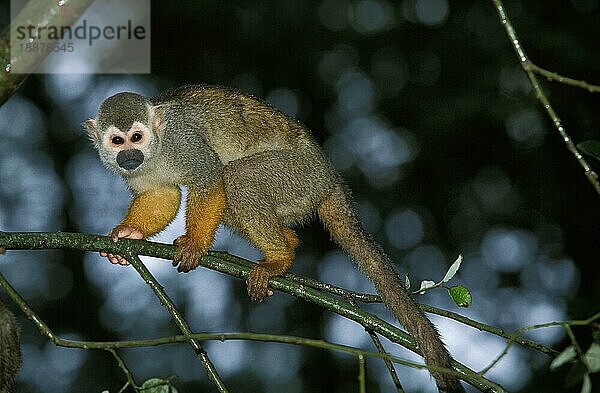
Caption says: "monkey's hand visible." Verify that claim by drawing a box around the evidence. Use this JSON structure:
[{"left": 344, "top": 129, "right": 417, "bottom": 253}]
[
  {"left": 173, "top": 235, "right": 207, "bottom": 273},
  {"left": 247, "top": 263, "right": 278, "bottom": 302},
  {"left": 101, "top": 225, "right": 144, "bottom": 265}
]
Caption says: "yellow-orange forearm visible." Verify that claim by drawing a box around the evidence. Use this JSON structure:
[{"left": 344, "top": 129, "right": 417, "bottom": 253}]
[
  {"left": 184, "top": 180, "right": 227, "bottom": 252},
  {"left": 121, "top": 186, "right": 182, "bottom": 237}
]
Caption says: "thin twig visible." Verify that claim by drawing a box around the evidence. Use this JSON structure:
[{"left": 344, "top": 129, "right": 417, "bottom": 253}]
[
  {"left": 367, "top": 330, "right": 405, "bottom": 392},
  {"left": 287, "top": 269, "right": 557, "bottom": 356},
  {"left": 420, "top": 304, "right": 557, "bottom": 356},
  {"left": 0, "top": 268, "right": 61, "bottom": 343},
  {"left": 479, "top": 312, "right": 600, "bottom": 375},
  {"left": 491, "top": 0, "right": 600, "bottom": 196},
  {"left": 358, "top": 354, "right": 366, "bottom": 393},
  {"left": 564, "top": 325, "right": 585, "bottom": 360},
  {"left": 348, "top": 298, "right": 405, "bottom": 392},
  {"left": 524, "top": 62, "right": 600, "bottom": 93},
  {"left": 116, "top": 382, "right": 131, "bottom": 393},
  {"left": 108, "top": 349, "right": 138, "bottom": 393},
  {"left": 0, "top": 269, "right": 134, "bottom": 393},
  {"left": 126, "top": 252, "right": 228, "bottom": 393}
]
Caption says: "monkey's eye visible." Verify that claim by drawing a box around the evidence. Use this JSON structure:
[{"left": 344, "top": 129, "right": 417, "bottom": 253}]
[
  {"left": 130, "top": 132, "right": 143, "bottom": 143},
  {"left": 112, "top": 136, "right": 125, "bottom": 145}
]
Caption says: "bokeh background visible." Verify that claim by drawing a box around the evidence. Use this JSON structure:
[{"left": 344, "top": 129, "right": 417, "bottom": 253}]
[{"left": 1, "top": 0, "right": 599, "bottom": 392}]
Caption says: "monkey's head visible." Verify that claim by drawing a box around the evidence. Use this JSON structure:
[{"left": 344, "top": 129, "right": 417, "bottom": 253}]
[{"left": 84, "top": 92, "right": 164, "bottom": 176}]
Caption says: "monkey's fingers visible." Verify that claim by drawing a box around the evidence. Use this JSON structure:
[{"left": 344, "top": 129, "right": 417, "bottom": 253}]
[
  {"left": 173, "top": 255, "right": 200, "bottom": 272},
  {"left": 173, "top": 235, "right": 204, "bottom": 272},
  {"left": 105, "top": 253, "right": 130, "bottom": 266},
  {"left": 247, "top": 265, "right": 273, "bottom": 302}
]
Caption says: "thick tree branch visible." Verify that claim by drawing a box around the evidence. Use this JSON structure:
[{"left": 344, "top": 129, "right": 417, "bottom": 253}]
[
  {"left": 0, "top": 231, "right": 506, "bottom": 392},
  {"left": 0, "top": 270, "right": 489, "bottom": 387}
]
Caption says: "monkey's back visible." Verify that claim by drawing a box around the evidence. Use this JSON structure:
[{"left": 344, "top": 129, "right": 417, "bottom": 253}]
[
  {"left": 153, "top": 84, "right": 341, "bottom": 226},
  {"left": 152, "top": 84, "right": 316, "bottom": 165}
]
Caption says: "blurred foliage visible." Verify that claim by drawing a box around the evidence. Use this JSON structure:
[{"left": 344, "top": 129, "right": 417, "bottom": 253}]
[{"left": 0, "top": 0, "right": 599, "bottom": 392}]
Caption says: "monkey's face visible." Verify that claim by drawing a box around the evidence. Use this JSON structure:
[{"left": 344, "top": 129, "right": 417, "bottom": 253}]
[
  {"left": 86, "top": 119, "right": 161, "bottom": 176},
  {"left": 104, "top": 121, "right": 155, "bottom": 171},
  {"left": 85, "top": 92, "right": 165, "bottom": 176}
]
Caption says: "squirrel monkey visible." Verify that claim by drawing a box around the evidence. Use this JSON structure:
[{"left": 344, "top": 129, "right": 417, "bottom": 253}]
[{"left": 85, "top": 85, "right": 464, "bottom": 393}]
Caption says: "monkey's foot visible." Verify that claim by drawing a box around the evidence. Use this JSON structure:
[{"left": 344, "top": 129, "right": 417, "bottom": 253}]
[
  {"left": 247, "top": 263, "right": 283, "bottom": 302},
  {"left": 101, "top": 224, "right": 144, "bottom": 265},
  {"left": 173, "top": 235, "right": 206, "bottom": 273}
]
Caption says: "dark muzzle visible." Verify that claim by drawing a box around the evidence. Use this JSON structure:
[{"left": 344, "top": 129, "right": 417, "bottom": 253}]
[{"left": 116, "top": 149, "right": 144, "bottom": 170}]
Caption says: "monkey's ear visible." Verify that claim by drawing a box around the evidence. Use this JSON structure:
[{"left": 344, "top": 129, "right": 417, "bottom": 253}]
[
  {"left": 150, "top": 105, "right": 166, "bottom": 133},
  {"left": 83, "top": 119, "right": 101, "bottom": 142}
]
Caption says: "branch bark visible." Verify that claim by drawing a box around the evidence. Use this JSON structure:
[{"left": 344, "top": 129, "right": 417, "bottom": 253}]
[{"left": 0, "top": 231, "right": 506, "bottom": 392}]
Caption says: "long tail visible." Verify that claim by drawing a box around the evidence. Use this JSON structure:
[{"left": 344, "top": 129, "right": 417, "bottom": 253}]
[{"left": 318, "top": 185, "right": 464, "bottom": 393}]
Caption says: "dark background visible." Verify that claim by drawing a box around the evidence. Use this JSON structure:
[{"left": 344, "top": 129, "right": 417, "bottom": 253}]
[{"left": 0, "top": 0, "right": 599, "bottom": 392}]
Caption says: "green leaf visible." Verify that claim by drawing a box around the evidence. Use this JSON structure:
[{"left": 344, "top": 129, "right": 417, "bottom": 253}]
[
  {"left": 442, "top": 254, "right": 463, "bottom": 283},
  {"left": 584, "top": 342, "right": 600, "bottom": 373},
  {"left": 448, "top": 285, "right": 472, "bottom": 307},
  {"left": 141, "top": 378, "right": 173, "bottom": 393},
  {"left": 551, "top": 346, "right": 577, "bottom": 370},
  {"left": 577, "top": 140, "right": 600, "bottom": 162}
]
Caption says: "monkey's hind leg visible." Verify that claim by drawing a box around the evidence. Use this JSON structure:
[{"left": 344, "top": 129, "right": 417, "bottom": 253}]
[
  {"left": 243, "top": 224, "right": 299, "bottom": 302},
  {"left": 282, "top": 227, "right": 300, "bottom": 251}
]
